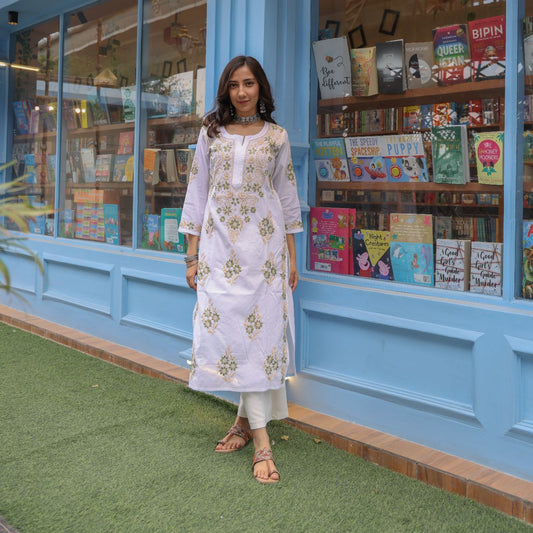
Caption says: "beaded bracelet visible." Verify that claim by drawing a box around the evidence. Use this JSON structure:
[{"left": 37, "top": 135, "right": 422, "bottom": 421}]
[{"left": 184, "top": 253, "right": 199, "bottom": 264}]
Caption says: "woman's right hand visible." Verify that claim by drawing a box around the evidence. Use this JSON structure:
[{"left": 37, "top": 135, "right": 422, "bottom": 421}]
[{"left": 186, "top": 263, "right": 198, "bottom": 291}]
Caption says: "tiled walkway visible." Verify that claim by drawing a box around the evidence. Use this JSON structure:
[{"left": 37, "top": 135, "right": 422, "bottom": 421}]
[{"left": 1, "top": 303, "right": 532, "bottom": 525}]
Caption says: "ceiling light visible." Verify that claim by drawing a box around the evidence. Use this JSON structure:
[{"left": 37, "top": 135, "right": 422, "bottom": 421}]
[{"left": 8, "top": 11, "right": 18, "bottom": 25}]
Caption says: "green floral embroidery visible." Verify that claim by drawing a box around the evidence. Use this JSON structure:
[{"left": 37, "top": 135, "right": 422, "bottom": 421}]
[
  {"left": 181, "top": 220, "right": 201, "bottom": 234},
  {"left": 204, "top": 214, "right": 214, "bottom": 237},
  {"left": 196, "top": 254, "right": 210, "bottom": 286},
  {"left": 262, "top": 254, "right": 277, "bottom": 285},
  {"left": 201, "top": 300, "right": 220, "bottom": 334},
  {"left": 244, "top": 306, "right": 263, "bottom": 340},
  {"left": 190, "top": 343, "right": 198, "bottom": 377},
  {"left": 223, "top": 250, "right": 242, "bottom": 284},
  {"left": 258, "top": 213, "right": 275, "bottom": 242},
  {"left": 227, "top": 215, "right": 244, "bottom": 243},
  {"left": 218, "top": 347, "right": 238, "bottom": 381},
  {"left": 264, "top": 347, "right": 280, "bottom": 380},
  {"left": 286, "top": 220, "right": 303, "bottom": 232},
  {"left": 286, "top": 161, "right": 296, "bottom": 186}
]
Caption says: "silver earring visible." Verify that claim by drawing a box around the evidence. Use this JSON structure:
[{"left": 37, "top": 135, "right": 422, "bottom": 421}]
[
  {"left": 230, "top": 104, "right": 235, "bottom": 117},
  {"left": 259, "top": 100, "right": 267, "bottom": 115}
]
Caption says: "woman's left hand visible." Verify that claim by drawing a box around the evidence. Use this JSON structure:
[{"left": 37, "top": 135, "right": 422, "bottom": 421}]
[{"left": 289, "top": 264, "right": 298, "bottom": 292}]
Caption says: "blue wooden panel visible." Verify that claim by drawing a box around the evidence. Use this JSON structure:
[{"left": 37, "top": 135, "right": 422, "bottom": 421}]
[
  {"left": 1, "top": 250, "right": 38, "bottom": 294},
  {"left": 42, "top": 253, "right": 113, "bottom": 315}
]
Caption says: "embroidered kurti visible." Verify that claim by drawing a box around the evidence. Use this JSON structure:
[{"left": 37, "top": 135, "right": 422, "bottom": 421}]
[{"left": 179, "top": 122, "right": 303, "bottom": 392}]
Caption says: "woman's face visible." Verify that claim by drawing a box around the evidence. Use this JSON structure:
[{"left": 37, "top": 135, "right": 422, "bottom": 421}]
[{"left": 228, "top": 65, "right": 260, "bottom": 117}]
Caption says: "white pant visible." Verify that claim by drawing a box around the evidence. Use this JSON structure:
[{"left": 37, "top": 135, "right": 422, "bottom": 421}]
[{"left": 237, "top": 386, "right": 289, "bottom": 430}]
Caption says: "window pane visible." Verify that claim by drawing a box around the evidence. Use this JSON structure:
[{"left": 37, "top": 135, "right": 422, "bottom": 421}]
[
  {"left": 312, "top": 0, "right": 505, "bottom": 294},
  {"left": 9, "top": 18, "right": 60, "bottom": 236},
  {"left": 61, "top": 0, "right": 138, "bottom": 245},
  {"left": 139, "top": 0, "right": 206, "bottom": 252}
]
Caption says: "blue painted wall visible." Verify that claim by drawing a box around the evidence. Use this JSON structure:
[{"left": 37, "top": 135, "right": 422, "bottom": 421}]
[{"left": 2, "top": 0, "right": 533, "bottom": 483}]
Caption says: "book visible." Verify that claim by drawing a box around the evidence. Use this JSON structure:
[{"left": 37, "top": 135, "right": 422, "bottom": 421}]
[
  {"left": 166, "top": 71, "right": 194, "bottom": 116},
  {"left": 312, "top": 138, "right": 350, "bottom": 182},
  {"left": 24, "top": 154, "right": 36, "bottom": 184},
  {"left": 469, "top": 241, "right": 502, "bottom": 295},
  {"left": 352, "top": 229, "right": 393, "bottom": 280},
  {"left": 141, "top": 214, "right": 161, "bottom": 250},
  {"left": 143, "top": 148, "right": 160, "bottom": 186},
  {"left": 524, "top": 16, "right": 533, "bottom": 77},
  {"left": 473, "top": 131, "right": 504, "bottom": 185},
  {"left": 431, "top": 125, "right": 470, "bottom": 184},
  {"left": 403, "top": 106, "right": 421, "bottom": 131},
  {"left": 141, "top": 77, "right": 168, "bottom": 118},
  {"left": 469, "top": 100, "right": 483, "bottom": 126},
  {"left": 404, "top": 42, "right": 437, "bottom": 89},
  {"left": 175, "top": 148, "right": 194, "bottom": 185},
  {"left": 349, "top": 47, "right": 378, "bottom": 96},
  {"left": 103, "top": 204, "right": 120, "bottom": 245},
  {"left": 79, "top": 100, "right": 92, "bottom": 128},
  {"left": 117, "top": 131, "right": 134, "bottom": 155},
  {"left": 432, "top": 102, "right": 456, "bottom": 126},
  {"left": 390, "top": 213, "right": 434, "bottom": 286},
  {"left": 12, "top": 100, "right": 31, "bottom": 134},
  {"left": 468, "top": 15, "right": 505, "bottom": 80},
  {"left": 159, "top": 149, "right": 178, "bottom": 183},
  {"left": 121, "top": 86, "right": 136, "bottom": 122},
  {"left": 112, "top": 154, "right": 131, "bottom": 182},
  {"left": 160, "top": 208, "right": 185, "bottom": 253},
  {"left": 46, "top": 154, "right": 56, "bottom": 183},
  {"left": 87, "top": 86, "right": 109, "bottom": 126},
  {"left": 80, "top": 147, "right": 96, "bottom": 183},
  {"left": 34, "top": 153, "right": 49, "bottom": 184},
  {"left": 95, "top": 154, "right": 114, "bottom": 181},
  {"left": 432, "top": 24, "right": 471, "bottom": 85},
  {"left": 68, "top": 151, "right": 85, "bottom": 183},
  {"left": 312, "top": 36, "right": 352, "bottom": 99},
  {"left": 376, "top": 39, "right": 406, "bottom": 94},
  {"left": 344, "top": 136, "right": 386, "bottom": 182},
  {"left": 196, "top": 67, "right": 206, "bottom": 119},
  {"left": 29, "top": 201, "right": 46, "bottom": 235},
  {"left": 435, "top": 239, "right": 471, "bottom": 291},
  {"left": 434, "top": 216, "right": 453, "bottom": 240},
  {"left": 310, "top": 207, "right": 356, "bottom": 275},
  {"left": 60, "top": 209, "right": 75, "bottom": 238},
  {"left": 523, "top": 221, "right": 533, "bottom": 298}
]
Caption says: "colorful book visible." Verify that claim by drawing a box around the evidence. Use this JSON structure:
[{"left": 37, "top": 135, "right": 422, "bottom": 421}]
[
  {"left": 352, "top": 229, "right": 393, "bottom": 280},
  {"left": 175, "top": 149, "right": 194, "bottom": 185},
  {"left": 141, "top": 214, "right": 161, "bottom": 250},
  {"left": 344, "top": 136, "right": 386, "bottom": 182},
  {"left": 46, "top": 154, "right": 56, "bottom": 184},
  {"left": 404, "top": 42, "right": 436, "bottom": 89},
  {"left": 390, "top": 213, "right": 434, "bottom": 287},
  {"left": 34, "top": 153, "right": 49, "bottom": 184},
  {"left": 434, "top": 216, "right": 453, "bottom": 240},
  {"left": 166, "top": 72, "right": 194, "bottom": 116},
  {"left": 60, "top": 209, "right": 75, "bottom": 238},
  {"left": 474, "top": 131, "right": 504, "bottom": 185},
  {"left": 142, "top": 77, "right": 168, "bottom": 118},
  {"left": 87, "top": 87, "right": 109, "bottom": 126},
  {"left": 468, "top": 15, "right": 505, "bottom": 80},
  {"left": 312, "top": 138, "right": 350, "bottom": 182},
  {"left": 403, "top": 106, "right": 422, "bottom": 131},
  {"left": 376, "top": 39, "right": 406, "bottom": 94},
  {"left": 121, "top": 86, "right": 136, "bottom": 123},
  {"left": 24, "top": 154, "right": 36, "bottom": 184},
  {"left": 29, "top": 201, "right": 46, "bottom": 235},
  {"left": 469, "top": 241, "right": 502, "bottom": 296},
  {"left": 310, "top": 207, "right": 356, "bottom": 275},
  {"left": 95, "top": 154, "right": 114, "bottom": 182},
  {"left": 432, "top": 24, "right": 471, "bottom": 85},
  {"left": 431, "top": 125, "right": 470, "bottom": 184},
  {"left": 103, "top": 204, "right": 120, "bottom": 245},
  {"left": 113, "top": 155, "right": 131, "bottom": 182},
  {"left": 435, "top": 239, "right": 471, "bottom": 291},
  {"left": 117, "top": 131, "right": 134, "bottom": 155},
  {"left": 80, "top": 148, "right": 96, "bottom": 183},
  {"left": 432, "top": 102, "right": 457, "bottom": 126},
  {"left": 160, "top": 208, "right": 185, "bottom": 253},
  {"left": 523, "top": 221, "right": 533, "bottom": 299},
  {"left": 349, "top": 47, "right": 378, "bottom": 96},
  {"left": 12, "top": 100, "right": 31, "bottom": 134},
  {"left": 312, "top": 36, "right": 352, "bottom": 99},
  {"left": 143, "top": 148, "right": 160, "bottom": 186}
]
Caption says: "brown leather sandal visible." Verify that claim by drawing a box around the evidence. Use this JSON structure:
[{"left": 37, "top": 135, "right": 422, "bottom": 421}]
[
  {"left": 215, "top": 423, "right": 252, "bottom": 453},
  {"left": 252, "top": 448, "right": 280, "bottom": 484}
]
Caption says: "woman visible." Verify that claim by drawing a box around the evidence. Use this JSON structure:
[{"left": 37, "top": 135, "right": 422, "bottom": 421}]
[{"left": 179, "top": 56, "right": 303, "bottom": 484}]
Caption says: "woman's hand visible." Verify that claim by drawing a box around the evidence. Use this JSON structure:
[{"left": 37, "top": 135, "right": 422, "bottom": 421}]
[
  {"left": 289, "top": 263, "right": 298, "bottom": 292},
  {"left": 286, "top": 233, "right": 298, "bottom": 292},
  {"left": 186, "top": 262, "right": 198, "bottom": 291}
]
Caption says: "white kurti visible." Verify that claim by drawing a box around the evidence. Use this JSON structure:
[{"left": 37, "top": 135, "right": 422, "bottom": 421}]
[{"left": 179, "top": 122, "right": 303, "bottom": 392}]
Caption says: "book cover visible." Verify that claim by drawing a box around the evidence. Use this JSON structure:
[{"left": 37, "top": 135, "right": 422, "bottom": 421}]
[
  {"left": 404, "top": 42, "right": 437, "bottom": 89},
  {"left": 166, "top": 72, "right": 194, "bottom": 116},
  {"left": 312, "top": 36, "right": 352, "bottom": 99},
  {"left": 46, "top": 154, "right": 56, "bottom": 183},
  {"left": 29, "top": 107, "right": 40, "bottom": 134},
  {"left": 352, "top": 229, "right": 393, "bottom": 280},
  {"left": 175, "top": 149, "right": 194, "bottom": 185},
  {"left": 431, "top": 125, "right": 470, "bottom": 184},
  {"left": 196, "top": 67, "right": 206, "bottom": 119},
  {"left": 95, "top": 154, "right": 114, "bottom": 181},
  {"left": 29, "top": 201, "right": 46, "bottom": 235},
  {"left": 376, "top": 39, "right": 406, "bottom": 94},
  {"left": 34, "top": 153, "right": 49, "bottom": 184},
  {"left": 468, "top": 15, "right": 505, "bottom": 80},
  {"left": 390, "top": 213, "right": 434, "bottom": 286},
  {"left": 141, "top": 214, "right": 161, "bottom": 250},
  {"left": 349, "top": 47, "right": 378, "bottom": 96},
  {"left": 522, "top": 221, "right": 533, "bottom": 298},
  {"left": 60, "top": 209, "right": 75, "bottom": 238},
  {"left": 160, "top": 208, "right": 185, "bottom": 253},
  {"left": 312, "top": 138, "right": 350, "bottom": 182},
  {"left": 142, "top": 77, "right": 168, "bottom": 118},
  {"left": 403, "top": 106, "right": 421, "bottom": 131},
  {"left": 420, "top": 104, "right": 433, "bottom": 128},
  {"left": 434, "top": 216, "right": 453, "bottom": 240},
  {"left": 469, "top": 100, "right": 483, "bottom": 126},
  {"left": 432, "top": 24, "right": 471, "bottom": 85},
  {"left": 12, "top": 100, "right": 30, "bottom": 134},
  {"left": 474, "top": 131, "right": 504, "bottom": 185},
  {"left": 87, "top": 86, "right": 110, "bottom": 126},
  {"left": 69, "top": 151, "right": 85, "bottom": 183},
  {"left": 310, "top": 207, "right": 356, "bottom": 274},
  {"left": 143, "top": 148, "right": 161, "bottom": 186},
  {"left": 103, "top": 204, "right": 120, "bottom": 245},
  {"left": 344, "top": 136, "right": 386, "bottom": 182},
  {"left": 24, "top": 154, "right": 36, "bottom": 184},
  {"left": 435, "top": 239, "right": 471, "bottom": 291},
  {"left": 79, "top": 100, "right": 92, "bottom": 128},
  {"left": 80, "top": 148, "right": 96, "bottom": 183},
  {"left": 117, "top": 131, "right": 134, "bottom": 155},
  {"left": 112, "top": 154, "right": 131, "bottom": 182},
  {"left": 160, "top": 149, "right": 178, "bottom": 183},
  {"left": 432, "top": 102, "right": 457, "bottom": 126},
  {"left": 121, "top": 86, "right": 136, "bottom": 123},
  {"left": 469, "top": 241, "right": 502, "bottom": 295}
]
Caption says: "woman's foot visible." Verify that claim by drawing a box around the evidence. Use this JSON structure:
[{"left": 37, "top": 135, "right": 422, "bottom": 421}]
[
  {"left": 252, "top": 448, "right": 280, "bottom": 484},
  {"left": 215, "top": 418, "right": 252, "bottom": 453}
]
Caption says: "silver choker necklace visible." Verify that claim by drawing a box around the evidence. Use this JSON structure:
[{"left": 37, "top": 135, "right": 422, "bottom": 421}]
[{"left": 233, "top": 112, "right": 260, "bottom": 124}]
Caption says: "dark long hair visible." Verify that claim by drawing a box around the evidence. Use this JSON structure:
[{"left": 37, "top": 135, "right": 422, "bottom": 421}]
[{"left": 203, "top": 55, "right": 276, "bottom": 138}]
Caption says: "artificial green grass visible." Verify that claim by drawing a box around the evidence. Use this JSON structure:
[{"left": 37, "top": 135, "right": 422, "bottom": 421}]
[{"left": 0, "top": 322, "right": 531, "bottom": 533}]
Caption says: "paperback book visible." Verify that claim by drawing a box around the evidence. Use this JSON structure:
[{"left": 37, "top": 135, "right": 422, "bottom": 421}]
[
  {"left": 95, "top": 154, "right": 114, "bottom": 182},
  {"left": 121, "top": 86, "right": 136, "bottom": 123},
  {"left": 167, "top": 72, "right": 194, "bottom": 116},
  {"left": 468, "top": 15, "right": 505, "bottom": 80},
  {"left": 159, "top": 149, "right": 178, "bottom": 183},
  {"left": 435, "top": 239, "right": 471, "bottom": 291},
  {"left": 103, "top": 203, "right": 120, "bottom": 245},
  {"left": 352, "top": 229, "right": 393, "bottom": 280},
  {"left": 312, "top": 138, "right": 350, "bottom": 182},
  {"left": 143, "top": 148, "right": 161, "bottom": 186},
  {"left": 404, "top": 42, "right": 436, "bottom": 89},
  {"left": 432, "top": 24, "right": 471, "bottom": 85},
  {"left": 431, "top": 125, "right": 470, "bottom": 184},
  {"left": 117, "top": 131, "right": 134, "bottom": 155},
  {"left": 312, "top": 36, "right": 352, "bottom": 99},
  {"left": 80, "top": 148, "right": 96, "bottom": 183},
  {"left": 376, "top": 39, "right": 406, "bottom": 94},
  {"left": 349, "top": 47, "right": 378, "bottom": 96},
  {"left": 473, "top": 131, "right": 504, "bottom": 185},
  {"left": 175, "top": 149, "right": 194, "bottom": 185},
  {"left": 141, "top": 214, "right": 161, "bottom": 250},
  {"left": 112, "top": 155, "right": 131, "bottom": 182},
  {"left": 469, "top": 241, "right": 502, "bottom": 295},
  {"left": 160, "top": 208, "right": 185, "bottom": 253}
]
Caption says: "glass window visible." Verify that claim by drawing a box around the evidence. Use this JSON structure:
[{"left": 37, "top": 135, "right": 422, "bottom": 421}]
[
  {"left": 139, "top": 0, "right": 206, "bottom": 252},
  {"left": 61, "top": 0, "right": 138, "bottom": 245},
  {"left": 9, "top": 18, "right": 60, "bottom": 236},
  {"left": 312, "top": 0, "right": 506, "bottom": 294}
]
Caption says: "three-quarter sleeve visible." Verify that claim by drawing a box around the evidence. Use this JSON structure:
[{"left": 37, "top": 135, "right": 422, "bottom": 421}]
[
  {"left": 179, "top": 127, "right": 210, "bottom": 236},
  {"left": 272, "top": 129, "right": 303, "bottom": 234}
]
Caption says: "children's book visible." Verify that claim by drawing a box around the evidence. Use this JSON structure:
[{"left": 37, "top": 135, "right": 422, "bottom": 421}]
[
  {"left": 121, "top": 86, "right": 136, "bottom": 123},
  {"left": 435, "top": 239, "right": 471, "bottom": 291},
  {"left": 95, "top": 154, "right": 114, "bottom": 182},
  {"left": 431, "top": 125, "right": 470, "bottom": 184},
  {"left": 29, "top": 201, "right": 46, "bottom": 235},
  {"left": 468, "top": 15, "right": 505, "bottom": 80},
  {"left": 103, "top": 204, "right": 120, "bottom": 245},
  {"left": 312, "top": 36, "right": 352, "bottom": 99},
  {"left": 12, "top": 100, "right": 31, "bottom": 134},
  {"left": 310, "top": 207, "right": 356, "bottom": 275},
  {"left": 166, "top": 72, "right": 194, "bottom": 116},
  {"left": 46, "top": 154, "right": 56, "bottom": 184},
  {"left": 404, "top": 42, "right": 436, "bottom": 89},
  {"left": 80, "top": 147, "right": 96, "bottom": 183},
  {"left": 175, "top": 149, "right": 194, "bottom": 185},
  {"left": 469, "top": 241, "right": 502, "bottom": 295},
  {"left": 34, "top": 153, "right": 49, "bottom": 184},
  {"left": 24, "top": 154, "right": 36, "bottom": 184},
  {"left": 434, "top": 216, "right": 453, "bottom": 240},
  {"left": 344, "top": 136, "right": 386, "bottom": 182},
  {"left": 312, "top": 138, "right": 350, "bottom": 182},
  {"left": 160, "top": 208, "right": 185, "bottom": 253},
  {"left": 68, "top": 151, "right": 85, "bottom": 183},
  {"left": 117, "top": 131, "right": 134, "bottom": 155},
  {"left": 141, "top": 77, "right": 168, "bottom": 118},
  {"left": 376, "top": 39, "right": 406, "bottom": 94},
  {"left": 87, "top": 86, "right": 110, "bottom": 126},
  {"left": 141, "top": 214, "right": 161, "bottom": 250},
  {"left": 112, "top": 155, "right": 130, "bottom": 182},
  {"left": 523, "top": 221, "right": 533, "bottom": 299},
  {"left": 469, "top": 100, "right": 483, "bottom": 126},
  {"left": 390, "top": 213, "right": 434, "bottom": 286},
  {"left": 349, "top": 47, "right": 378, "bottom": 96},
  {"left": 403, "top": 106, "right": 422, "bottom": 131},
  {"left": 432, "top": 24, "right": 471, "bottom": 85},
  {"left": 143, "top": 148, "right": 161, "bottom": 186},
  {"left": 432, "top": 102, "right": 457, "bottom": 126},
  {"left": 473, "top": 131, "right": 504, "bottom": 185},
  {"left": 352, "top": 229, "right": 393, "bottom": 280}
]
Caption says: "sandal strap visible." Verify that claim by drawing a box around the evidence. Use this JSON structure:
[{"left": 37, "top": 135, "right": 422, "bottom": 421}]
[
  {"left": 227, "top": 423, "right": 251, "bottom": 442},
  {"left": 252, "top": 447, "right": 275, "bottom": 467}
]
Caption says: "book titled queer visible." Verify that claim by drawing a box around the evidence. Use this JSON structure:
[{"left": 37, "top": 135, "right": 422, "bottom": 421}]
[
  {"left": 433, "top": 24, "right": 470, "bottom": 85},
  {"left": 310, "top": 207, "right": 356, "bottom": 275}
]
